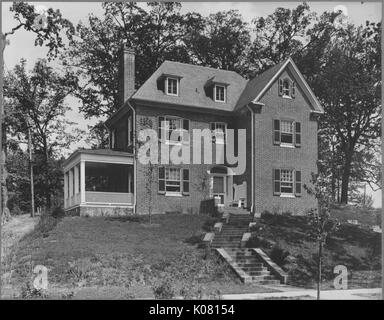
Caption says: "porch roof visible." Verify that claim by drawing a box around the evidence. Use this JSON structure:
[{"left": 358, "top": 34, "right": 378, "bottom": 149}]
[{"left": 64, "top": 149, "right": 134, "bottom": 171}]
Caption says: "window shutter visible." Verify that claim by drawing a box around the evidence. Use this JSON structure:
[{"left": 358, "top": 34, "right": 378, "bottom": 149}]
[
  {"left": 182, "top": 119, "right": 190, "bottom": 143},
  {"left": 292, "top": 81, "right": 296, "bottom": 98},
  {"left": 278, "top": 79, "right": 283, "bottom": 96},
  {"left": 273, "top": 169, "right": 281, "bottom": 195},
  {"left": 295, "top": 122, "right": 301, "bottom": 147},
  {"left": 182, "top": 169, "right": 190, "bottom": 194},
  {"left": 295, "top": 170, "right": 302, "bottom": 196},
  {"left": 158, "top": 167, "right": 165, "bottom": 194},
  {"left": 158, "top": 116, "right": 165, "bottom": 141},
  {"left": 273, "top": 120, "right": 280, "bottom": 145}
]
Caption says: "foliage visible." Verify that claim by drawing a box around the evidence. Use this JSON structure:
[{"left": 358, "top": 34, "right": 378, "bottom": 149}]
[{"left": 270, "top": 243, "right": 290, "bottom": 265}]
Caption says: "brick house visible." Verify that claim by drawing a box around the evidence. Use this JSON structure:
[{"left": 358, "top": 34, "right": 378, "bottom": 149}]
[{"left": 63, "top": 45, "right": 323, "bottom": 217}]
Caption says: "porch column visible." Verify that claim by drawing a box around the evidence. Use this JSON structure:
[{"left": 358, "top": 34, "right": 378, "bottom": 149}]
[
  {"left": 80, "top": 160, "right": 86, "bottom": 204},
  {"left": 74, "top": 165, "right": 79, "bottom": 195},
  {"left": 69, "top": 168, "right": 74, "bottom": 205},
  {"left": 64, "top": 171, "right": 68, "bottom": 209}
]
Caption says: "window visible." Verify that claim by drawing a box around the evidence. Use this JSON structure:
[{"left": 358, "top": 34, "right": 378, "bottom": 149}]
[
  {"left": 158, "top": 167, "right": 190, "bottom": 194},
  {"left": 280, "top": 120, "right": 293, "bottom": 145},
  {"left": 158, "top": 116, "right": 189, "bottom": 143},
  {"left": 166, "top": 77, "right": 178, "bottom": 96},
  {"left": 210, "top": 122, "right": 226, "bottom": 144},
  {"left": 214, "top": 85, "right": 226, "bottom": 102},
  {"left": 273, "top": 169, "right": 302, "bottom": 196},
  {"left": 273, "top": 119, "right": 301, "bottom": 147},
  {"left": 278, "top": 78, "right": 296, "bottom": 98}
]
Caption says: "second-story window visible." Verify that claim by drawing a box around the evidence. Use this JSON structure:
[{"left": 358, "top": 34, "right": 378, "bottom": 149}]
[
  {"left": 214, "top": 85, "right": 226, "bottom": 102},
  {"left": 166, "top": 77, "right": 179, "bottom": 96},
  {"left": 280, "top": 120, "right": 294, "bottom": 145},
  {"left": 211, "top": 122, "right": 226, "bottom": 144},
  {"left": 159, "top": 116, "right": 189, "bottom": 143}
]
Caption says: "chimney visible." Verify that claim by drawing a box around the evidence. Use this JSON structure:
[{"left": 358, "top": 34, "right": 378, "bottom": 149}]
[{"left": 118, "top": 43, "right": 135, "bottom": 106}]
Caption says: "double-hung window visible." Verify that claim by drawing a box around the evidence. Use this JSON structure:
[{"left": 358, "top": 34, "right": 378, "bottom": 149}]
[
  {"left": 210, "top": 122, "right": 226, "bottom": 144},
  {"left": 273, "top": 168, "right": 302, "bottom": 197},
  {"left": 280, "top": 120, "right": 294, "bottom": 145},
  {"left": 158, "top": 167, "right": 190, "bottom": 195},
  {"left": 159, "top": 116, "right": 189, "bottom": 143},
  {"left": 166, "top": 77, "right": 179, "bottom": 96},
  {"left": 214, "top": 85, "right": 226, "bottom": 102}
]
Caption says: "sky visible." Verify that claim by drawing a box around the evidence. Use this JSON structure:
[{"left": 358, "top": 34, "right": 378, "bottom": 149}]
[{"left": 1, "top": 1, "right": 382, "bottom": 207}]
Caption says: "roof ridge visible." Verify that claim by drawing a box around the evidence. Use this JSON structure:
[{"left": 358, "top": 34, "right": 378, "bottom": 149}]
[{"left": 162, "top": 60, "right": 245, "bottom": 77}]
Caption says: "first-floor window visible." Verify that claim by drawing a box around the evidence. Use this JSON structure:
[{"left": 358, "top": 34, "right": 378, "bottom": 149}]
[
  {"left": 274, "top": 168, "right": 301, "bottom": 196},
  {"left": 159, "top": 167, "right": 190, "bottom": 194}
]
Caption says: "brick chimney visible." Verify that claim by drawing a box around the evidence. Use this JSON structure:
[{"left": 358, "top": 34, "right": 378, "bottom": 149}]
[{"left": 118, "top": 43, "right": 135, "bottom": 106}]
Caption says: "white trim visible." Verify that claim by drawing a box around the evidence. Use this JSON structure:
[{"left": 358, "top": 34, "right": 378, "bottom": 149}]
[
  {"left": 165, "top": 77, "right": 179, "bottom": 96},
  {"left": 214, "top": 84, "right": 226, "bottom": 103},
  {"left": 252, "top": 57, "right": 323, "bottom": 113},
  {"left": 246, "top": 104, "right": 255, "bottom": 213},
  {"left": 165, "top": 192, "right": 182, "bottom": 197},
  {"left": 280, "top": 194, "right": 295, "bottom": 198}
]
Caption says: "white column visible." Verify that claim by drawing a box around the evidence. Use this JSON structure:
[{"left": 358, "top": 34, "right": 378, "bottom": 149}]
[
  {"left": 80, "top": 161, "right": 86, "bottom": 204},
  {"left": 74, "top": 165, "right": 79, "bottom": 195},
  {"left": 64, "top": 171, "right": 68, "bottom": 209},
  {"left": 69, "top": 169, "right": 74, "bottom": 207}
]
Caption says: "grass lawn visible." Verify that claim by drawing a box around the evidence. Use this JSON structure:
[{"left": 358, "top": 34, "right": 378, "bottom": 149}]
[
  {"left": 4, "top": 213, "right": 278, "bottom": 299},
  {"left": 247, "top": 208, "right": 381, "bottom": 290}
]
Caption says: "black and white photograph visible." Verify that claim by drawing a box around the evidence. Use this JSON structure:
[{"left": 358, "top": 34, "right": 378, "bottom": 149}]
[{"left": 0, "top": 1, "right": 382, "bottom": 303}]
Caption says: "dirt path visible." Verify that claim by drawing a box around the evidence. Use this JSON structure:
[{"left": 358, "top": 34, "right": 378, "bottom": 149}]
[{"left": 1, "top": 214, "right": 39, "bottom": 259}]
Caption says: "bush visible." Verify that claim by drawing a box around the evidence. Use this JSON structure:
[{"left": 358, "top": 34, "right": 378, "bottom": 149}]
[
  {"left": 152, "top": 276, "right": 175, "bottom": 299},
  {"left": 270, "top": 244, "right": 290, "bottom": 265},
  {"left": 51, "top": 206, "right": 65, "bottom": 218}
]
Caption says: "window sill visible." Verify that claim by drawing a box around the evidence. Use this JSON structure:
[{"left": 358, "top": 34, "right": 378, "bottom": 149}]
[
  {"left": 282, "top": 95, "right": 292, "bottom": 99},
  {"left": 165, "top": 192, "right": 182, "bottom": 197},
  {"left": 280, "top": 143, "right": 295, "bottom": 148},
  {"left": 280, "top": 194, "right": 295, "bottom": 198}
]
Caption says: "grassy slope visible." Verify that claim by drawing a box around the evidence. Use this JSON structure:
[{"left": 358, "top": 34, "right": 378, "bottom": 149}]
[
  {"left": 7, "top": 214, "right": 276, "bottom": 298},
  {"left": 248, "top": 208, "right": 381, "bottom": 289}
]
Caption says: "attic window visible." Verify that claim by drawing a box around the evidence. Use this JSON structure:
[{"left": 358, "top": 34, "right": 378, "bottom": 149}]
[
  {"left": 166, "top": 77, "right": 179, "bottom": 96},
  {"left": 214, "top": 85, "right": 226, "bottom": 102},
  {"left": 278, "top": 78, "right": 296, "bottom": 98}
]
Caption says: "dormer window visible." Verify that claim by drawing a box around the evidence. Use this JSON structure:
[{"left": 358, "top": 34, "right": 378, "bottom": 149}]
[
  {"left": 166, "top": 77, "right": 179, "bottom": 96},
  {"left": 214, "top": 85, "right": 226, "bottom": 102},
  {"left": 283, "top": 79, "right": 290, "bottom": 96}
]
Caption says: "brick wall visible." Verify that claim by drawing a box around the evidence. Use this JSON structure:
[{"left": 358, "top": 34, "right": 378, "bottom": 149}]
[
  {"left": 134, "top": 104, "right": 233, "bottom": 214},
  {"left": 253, "top": 69, "right": 318, "bottom": 215}
]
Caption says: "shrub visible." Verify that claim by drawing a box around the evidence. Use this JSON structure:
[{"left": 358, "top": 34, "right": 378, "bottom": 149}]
[
  {"left": 270, "top": 244, "right": 290, "bottom": 265},
  {"left": 51, "top": 206, "right": 65, "bottom": 218},
  {"left": 152, "top": 275, "right": 175, "bottom": 299},
  {"left": 19, "top": 281, "right": 48, "bottom": 299}
]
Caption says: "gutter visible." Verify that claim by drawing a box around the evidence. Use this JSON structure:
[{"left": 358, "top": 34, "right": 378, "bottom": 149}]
[
  {"left": 127, "top": 100, "right": 137, "bottom": 214},
  {"left": 246, "top": 104, "right": 255, "bottom": 214}
]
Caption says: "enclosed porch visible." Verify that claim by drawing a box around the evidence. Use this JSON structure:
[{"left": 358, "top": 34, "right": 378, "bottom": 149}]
[{"left": 63, "top": 149, "right": 134, "bottom": 212}]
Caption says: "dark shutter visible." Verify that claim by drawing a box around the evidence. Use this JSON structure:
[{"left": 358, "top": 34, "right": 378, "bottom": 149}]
[
  {"left": 295, "top": 170, "right": 302, "bottom": 196},
  {"left": 183, "top": 119, "right": 190, "bottom": 143},
  {"left": 182, "top": 169, "right": 190, "bottom": 194},
  {"left": 273, "top": 169, "right": 281, "bottom": 195},
  {"left": 158, "top": 116, "right": 164, "bottom": 141},
  {"left": 292, "top": 81, "right": 296, "bottom": 98},
  {"left": 157, "top": 76, "right": 165, "bottom": 92},
  {"left": 158, "top": 167, "right": 165, "bottom": 194},
  {"left": 273, "top": 120, "right": 280, "bottom": 145},
  {"left": 295, "top": 122, "right": 301, "bottom": 147},
  {"left": 278, "top": 79, "right": 283, "bottom": 96}
]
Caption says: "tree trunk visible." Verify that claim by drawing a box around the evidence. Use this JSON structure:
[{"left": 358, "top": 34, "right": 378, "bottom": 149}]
[
  {"left": 340, "top": 151, "right": 353, "bottom": 204},
  {"left": 317, "top": 241, "right": 323, "bottom": 300},
  {"left": 28, "top": 126, "right": 35, "bottom": 217}
]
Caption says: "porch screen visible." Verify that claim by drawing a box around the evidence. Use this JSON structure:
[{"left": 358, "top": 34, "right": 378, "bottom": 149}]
[{"left": 85, "top": 163, "right": 130, "bottom": 193}]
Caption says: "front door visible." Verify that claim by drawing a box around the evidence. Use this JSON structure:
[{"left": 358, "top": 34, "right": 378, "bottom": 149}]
[{"left": 212, "top": 175, "right": 226, "bottom": 206}]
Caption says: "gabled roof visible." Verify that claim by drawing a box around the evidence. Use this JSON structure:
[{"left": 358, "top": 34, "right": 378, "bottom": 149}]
[
  {"left": 235, "top": 58, "right": 324, "bottom": 113},
  {"left": 132, "top": 60, "right": 248, "bottom": 112}
]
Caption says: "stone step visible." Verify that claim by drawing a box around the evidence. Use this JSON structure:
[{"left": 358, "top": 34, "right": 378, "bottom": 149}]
[
  {"left": 241, "top": 266, "right": 268, "bottom": 272},
  {"left": 248, "top": 270, "right": 271, "bottom": 276}
]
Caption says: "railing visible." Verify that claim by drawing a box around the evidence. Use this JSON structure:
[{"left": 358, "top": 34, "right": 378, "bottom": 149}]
[{"left": 85, "top": 191, "right": 133, "bottom": 204}]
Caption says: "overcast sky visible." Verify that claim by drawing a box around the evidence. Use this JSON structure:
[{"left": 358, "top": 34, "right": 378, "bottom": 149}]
[{"left": 2, "top": 2, "right": 382, "bottom": 207}]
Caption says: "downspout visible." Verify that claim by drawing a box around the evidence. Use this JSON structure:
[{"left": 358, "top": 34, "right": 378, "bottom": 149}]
[
  {"left": 127, "top": 100, "right": 137, "bottom": 214},
  {"left": 246, "top": 104, "right": 255, "bottom": 214}
]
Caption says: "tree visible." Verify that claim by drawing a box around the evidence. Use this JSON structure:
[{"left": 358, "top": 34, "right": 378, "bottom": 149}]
[
  {"left": 184, "top": 10, "right": 251, "bottom": 75},
  {"left": 85, "top": 121, "right": 110, "bottom": 149},
  {"left": 305, "top": 173, "right": 339, "bottom": 300},
  {"left": 313, "top": 23, "right": 381, "bottom": 203},
  {"left": 63, "top": 2, "right": 191, "bottom": 119},
  {"left": 4, "top": 59, "right": 80, "bottom": 209},
  {"left": 1, "top": 2, "right": 74, "bottom": 221}
]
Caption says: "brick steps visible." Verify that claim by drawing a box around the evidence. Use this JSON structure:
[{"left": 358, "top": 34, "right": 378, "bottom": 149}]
[{"left": 212, "top": 212, "right": 281, "bottom": 285}]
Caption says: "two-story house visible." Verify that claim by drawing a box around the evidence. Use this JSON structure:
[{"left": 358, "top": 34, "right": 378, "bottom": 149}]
[{"left": 63, "top": 44, "right": 323, "bottom": 217}]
